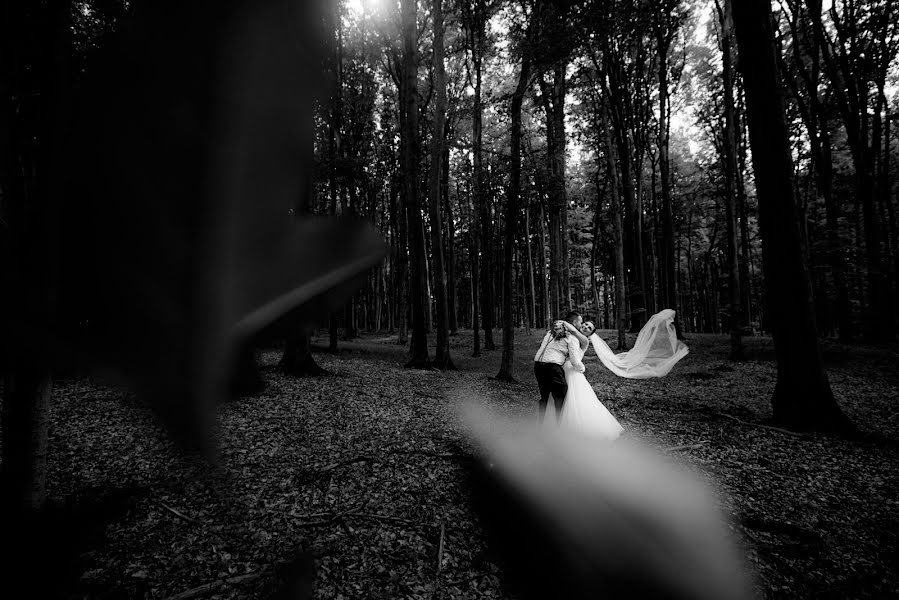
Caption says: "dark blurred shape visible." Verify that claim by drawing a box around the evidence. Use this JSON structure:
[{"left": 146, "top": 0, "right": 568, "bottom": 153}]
[
  {"left": 41, "top": 0, "right": 386, "bottom": 457},
  {"left": 0, "top": 485, "right": 146, "bottom": 598},
  {"left": 462, "top": 403, "right": 755, "bottom": 600},
  {"left": 269, "top": 552, "right": 316, "bottom": 600}
]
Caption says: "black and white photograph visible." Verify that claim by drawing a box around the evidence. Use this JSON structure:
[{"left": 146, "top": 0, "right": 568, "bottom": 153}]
[{"left": 1, "top": 0, "right": 897, "bottom": 598}]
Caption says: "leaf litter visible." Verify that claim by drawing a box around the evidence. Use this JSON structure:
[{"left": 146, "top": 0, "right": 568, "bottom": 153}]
[{"left": 43, "top": 331, "right": 899, "bottom": 599}]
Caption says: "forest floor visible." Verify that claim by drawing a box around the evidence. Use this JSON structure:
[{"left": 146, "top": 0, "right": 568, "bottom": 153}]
[{"left": 34, "top": 328, "right": 899, "bottom": 599}]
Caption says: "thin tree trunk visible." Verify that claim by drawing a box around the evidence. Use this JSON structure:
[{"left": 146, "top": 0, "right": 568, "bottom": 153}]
[
  {"left": 468, "top": 6, "right": 494, "bottom": 351},
  {"left": 328, "top": 4, "right": 344, "bottom": 355},
  {"left": 718, "top": 0, "right": 743, "bottom": 360},
  {"left": 468, "top": 16, "right": 484, "bottom": 356},
  {"left": 442, "top": 121, "right": 458, "bottom": 335},
  {"left": 737, "top": 89, "right": 754, "bottom": 332},
  {"left": 591, "top": 193, "right": 602, "bottom": 321},
  {"left": 525, "top": 203, "right": 537, "bottom": 330},
  {"left": 401, "top": 0, "right": 429, "bottom": 367},
  {"left": 427, "top": 0, "right": 454, "bottom": 369},
  {"left": 375, "top": 265, "right": 383, "bottom": 333},
  {"left": 656, "top": 27, "right": 673, "bottom": 313},
  {"left": 470, "top": 191, "right": 482, "bottom": 356},
  {"left": 539, "top": 75, "right": 565, "bottom": 320},
  {"left": 877, "top": 100, "right": 895, "bottom": 330},
  {"left": 539, "top": 201, "right": 551, "bottom": 328},
  {"left": 603, "top": 104, "right": 629, "bottom": 351},
  {"left": 481, "top": 196, "right": 496, "bottom": 350},
  {"left": 392, "top": 180, "right": 408, "bottom": 344},
  {"left": 497, "top": 40, "right": 530, "bottom": 381},
  {"left": 616, "top": 123, "right": 645, "bottom": 332},
  {"left": 603, "top": 272, "right": 611, "bottom": 329}
]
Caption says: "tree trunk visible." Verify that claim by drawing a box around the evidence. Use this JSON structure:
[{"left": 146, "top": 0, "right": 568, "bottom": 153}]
[
  {"left": 539, "top": 201, "right": 551, "bottom": 328},
  {"left": 401, "top": 0, "right": 430, "bottom": 368},
  {"left": 468, "top": 20, "right": 484, "bottom": 356},
  {"left": 718, "top": 0, "right": 743, "bottom": 360},
  {"left": 442, "top": 121, "right": 458, "bottom": 335},
  {"left": 470, "top": 194, "right": 482, "bottom": 355},
  {"left": 603, "top": 105, "right": 629, "bottom": 351},
  {"left": 328, "top": 1, "right": 343, "bottom": 355},
  {"left": 468, "top": 9, "right": 494, "bottom": 352},
  {"left": 344, "top": 299, "right": 356, "bottom": 340},
  {"left": 1, "top": 366, "right": 51, "bottom": 513},
  {"left": 497, "top": 43, "right": 530, "bottom": 382},
  {"left": 279, "top": 316, "right": 328, "bottom": 376},
  {"left": 737, "top": 89, "right": 754, "bottom": 332},
  {"left": 328, "top": 313, "right": 339, "bottom": 353},
  {"left": 603, "top": 272, "right": 611, "bottom": 330},
  {"left": 525, "top": 204, "right": 537, "bottom": 330},
  {"left": 591, "top": 192, "right": 602, "bottom": 321},
  {"left": 614, "top": 121, "right": 646, "bottom": 332},
  {"left": 554, "top": 67, "right": 571, "bottom": 310},
  {"left": 427, "top": 0, "right": 454, "bottom": 370},
  {"left": 731, "top": 0, "right": 854, "bottom": 434},
  {"left": 481, "top": 197, "right": 496, "bottom": 349},
  {"left": 819, "top": 114, "right": 853, "bottom": 341},
  {"left": 539, "top": 70, "right": 570, "bottom": 318},
  {"left": 391, "top": 179, "right": 408, "bottom": 344},
  {"left": 375, "top": 266, "right": 383, "bottom": 332},
  {"left": 882, "top": 108, "right": 899, "bottom": 315},
  {"left": 0, "top": 0, "right": 67, "bottom": 515}
]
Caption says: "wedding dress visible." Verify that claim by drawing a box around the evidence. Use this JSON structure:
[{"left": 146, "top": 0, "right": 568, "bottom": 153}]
[
  {"left": 589, "top": 309, "right": 688, "bottom": 379},
  {"left": 543, "top": 343, "right": 624, "bottom": 441},
  {"left": 541, "top": 309, "right": 687, "bottom": 439}
]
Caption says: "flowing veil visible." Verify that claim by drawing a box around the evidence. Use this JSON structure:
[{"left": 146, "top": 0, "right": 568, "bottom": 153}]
[{"left": 589, "top": 309, "right": 688, "bottom": 379}]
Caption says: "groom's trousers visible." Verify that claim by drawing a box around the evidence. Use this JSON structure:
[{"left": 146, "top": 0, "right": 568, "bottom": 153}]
[{"left": 534, "top": 361, "right": 567, "bottom": 418}]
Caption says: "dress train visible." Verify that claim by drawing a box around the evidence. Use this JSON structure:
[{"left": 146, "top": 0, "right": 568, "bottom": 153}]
[{"left": 590, "top": 309, "right": 688, "bottom": 379}]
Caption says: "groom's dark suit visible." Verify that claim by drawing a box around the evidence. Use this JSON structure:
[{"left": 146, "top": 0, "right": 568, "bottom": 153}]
[{"left": 534, "top": 328, "right": 584, "bottom": 419}]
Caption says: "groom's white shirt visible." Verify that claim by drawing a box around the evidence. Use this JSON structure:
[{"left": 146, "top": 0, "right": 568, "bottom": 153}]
[{"left": 534, "top": 332, "right": 585, "bottom": 372}]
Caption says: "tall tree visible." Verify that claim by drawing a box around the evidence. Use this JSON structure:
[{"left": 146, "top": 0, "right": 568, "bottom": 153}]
[
  {"left": 461, "top": 0, "right": 489, "bottom": 355},
  {"left": 277, "top": 0, "right": 339, "bottom": 377},
  {"left": 0, "top": 0, "right": 66, "bottom": 514},
  {"left": 525, "top": 201, "right": 537, "bottom": 330},
  {"left": 328, "top": 0, "right": 344, "bottom": 355},
  {"left": 441, "top": 118, "right": 459, "bottom": 335},
  {"left": 428, "top": 0, "right": 454, "bottom": 369},
  {"left": 603, "top": 101, "right": 630, "bottom": 350},
  {"left": 401, "top": 0, "right": 430, "bottom": 368},
  {"left": 731, "top": 0, "right": 854, "bottom": 433},
  {"left": 650, "top": 0, "right": 687, "bottom": 339},
  {"left": 716, "top": 0, "right": 743, "bottom": 360},
  {"left": 279, "top": 148, "right": 328, "bottom": 377},
  {"left": 497, "top": 7, "right": 534, "bottom": 382},
  {"left": 538, "top": 67, "right": 570, "bottom": 317}
]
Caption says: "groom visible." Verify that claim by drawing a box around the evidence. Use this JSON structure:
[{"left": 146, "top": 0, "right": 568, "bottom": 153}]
[{"left": 533, "top": 311, "right": 586, "bottom": 422}]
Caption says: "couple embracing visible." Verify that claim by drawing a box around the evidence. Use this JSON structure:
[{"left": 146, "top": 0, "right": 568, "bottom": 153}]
[
  {"left": 533, "top": 308, "right": 689, "bottom": 440},
  {"left": 533, "top": 311, "right": 624, "bottom": 441}
]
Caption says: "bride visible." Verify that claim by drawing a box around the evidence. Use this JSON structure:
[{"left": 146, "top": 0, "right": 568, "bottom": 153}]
[{"left": 545, "top": 310, "right": 689, "bottom": 440}]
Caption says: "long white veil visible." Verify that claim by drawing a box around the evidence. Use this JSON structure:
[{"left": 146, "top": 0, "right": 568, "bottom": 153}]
[{"left": 589, "top": 309, "right": 688, "bottom": 379}]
